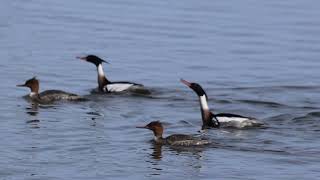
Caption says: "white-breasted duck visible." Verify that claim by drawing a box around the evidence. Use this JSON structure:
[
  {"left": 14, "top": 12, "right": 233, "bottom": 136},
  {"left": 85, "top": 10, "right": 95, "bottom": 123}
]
[
  {"left": 17, "top": 77, "right": 85, "bottom": 104},
  {"left": 180, "top": 79, "right": 264, "bottom": 129},
  {"left": 77, "top": 55, "right": 149, "bottom": 93},
  {"left": 137, "top": 121, "right": 210, "bottom": 146}
]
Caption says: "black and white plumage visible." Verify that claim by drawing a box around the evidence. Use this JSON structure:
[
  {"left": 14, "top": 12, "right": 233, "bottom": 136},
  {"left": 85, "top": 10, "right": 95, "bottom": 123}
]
[
  {"left": 77, "top": 55, "right": 149, "bottom": 93},
  {"left": 214, "top": 113, "right": 263, "bottom": 129},
  {"left": 103, "top": 81, "right": 144, "bottom": 93},
  {"left": 180, "top": 79, "right": 264, "bottom": 129}
]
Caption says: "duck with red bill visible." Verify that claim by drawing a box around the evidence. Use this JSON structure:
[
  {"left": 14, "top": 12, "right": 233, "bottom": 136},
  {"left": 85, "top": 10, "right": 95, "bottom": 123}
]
[
  {"left": 17, "top": 77, "right": 86, "bottom": 104},
  {"left": 76, "top": 54, "right": 150, "bottom": 94},
  {"left": 136, "top": 121, "right": 210, "bottom": 146},
  {"left": 180, "top": 79, "right": 264, "bottom": 129}
]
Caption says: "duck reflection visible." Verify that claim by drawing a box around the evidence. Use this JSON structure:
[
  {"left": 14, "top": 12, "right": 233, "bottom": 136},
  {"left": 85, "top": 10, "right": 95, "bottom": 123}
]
[
  {"left": 24, "top": 102, "right": 41, "bottom": 128},
  {"left": 25, "top": 103, "right": 39, "bottom": 116},
  {"left": 147, "top": 141, "right": 211, "bottom": 177},
  {"left": 149, "top": 141, "right": 209, "bottom": 161},
  {"left": 150, "top": 143, "right": 163, "bottom": 160}
]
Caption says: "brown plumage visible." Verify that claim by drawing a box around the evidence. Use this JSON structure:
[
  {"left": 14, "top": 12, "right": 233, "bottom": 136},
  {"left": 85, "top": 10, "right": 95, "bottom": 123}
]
[
  {"left": 17, "top": 77, "right": 86, "bottom": 104},
  {"left": 136, "top": 121, "right": 210, "bottom": 146}
]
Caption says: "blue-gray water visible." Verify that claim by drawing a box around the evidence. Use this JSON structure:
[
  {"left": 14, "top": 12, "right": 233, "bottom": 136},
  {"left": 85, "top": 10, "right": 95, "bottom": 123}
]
[{"left": 1, "top": 0, "right": 320, "bottom": 179}]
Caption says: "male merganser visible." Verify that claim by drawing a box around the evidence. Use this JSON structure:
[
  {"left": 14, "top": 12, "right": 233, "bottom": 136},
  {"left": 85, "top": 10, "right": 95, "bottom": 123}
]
[
  {"left": 136, "top": 121, "right": 210, "bottom": 146},
  {"left": 77, "top": 55, "right": 149, "bottom": 93},
  {"left": 17, "top": 77, "right": 85, "bottom": 104},
  {"left": 180, "top": 79, "right": 264, "bottom": 129}
]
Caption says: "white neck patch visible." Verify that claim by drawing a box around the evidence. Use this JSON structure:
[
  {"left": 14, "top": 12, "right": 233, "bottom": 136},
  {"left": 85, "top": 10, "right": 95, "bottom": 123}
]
[
  {"left": 200, "top": 95, "right": 209, "bottom": 110},
  {"left": 154, "top": 136, "right": 161, "bottom": 142},
  {"left": 29, "top": 92, "right": 37, "bottom": 98},
  {"left": 97, "top": 64, "right": 105, "bottom": 77}
]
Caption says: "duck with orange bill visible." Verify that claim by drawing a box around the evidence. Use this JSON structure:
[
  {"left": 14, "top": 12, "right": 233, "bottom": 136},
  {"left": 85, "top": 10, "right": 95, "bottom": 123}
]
[
  {"left": 180, "top": 79, "right": 264, "bottom": 129},
  {"left": 137, "top": 121, "right": 210, "bottom": 146},
  {"left": 17, "top": 77, "right": 85, "bottom": 104},
  {"left": 77, "top": 55, "right": 150, "bottom": 94}
]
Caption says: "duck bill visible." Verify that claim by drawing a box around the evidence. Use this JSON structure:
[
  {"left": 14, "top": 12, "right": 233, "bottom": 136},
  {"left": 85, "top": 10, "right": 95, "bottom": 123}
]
[
  {"left": 16, "top": 84, "right": 26, "bottom": 87},
  {"left": 76, "top": 56, "right": 87, "bottom": 61},
  {"left": 180, "top": 79, "right": 192, "bottom": 87},
  {"left": 136, "top": 125, "right": 147, "bottom": 129}
]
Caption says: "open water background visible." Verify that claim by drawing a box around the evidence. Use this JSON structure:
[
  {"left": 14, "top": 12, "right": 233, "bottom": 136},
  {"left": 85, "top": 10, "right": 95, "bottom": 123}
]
[{"left": 1, "top": 0, "right": 320, "bottom": 179}]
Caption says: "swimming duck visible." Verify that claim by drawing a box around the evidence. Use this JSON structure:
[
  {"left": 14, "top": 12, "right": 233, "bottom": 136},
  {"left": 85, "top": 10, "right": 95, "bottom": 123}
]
[
  {"left": 77, "top": 55, "right": 149, "bottom": 93},
  {"left": 137, "top": 121, "right": 210, "bottom": 146},
  {"left": 181, "top": 79, "right": 264, "bottom": 129},
  {"left": 17, "top": 77, "right": 85, "bottom": 104}
]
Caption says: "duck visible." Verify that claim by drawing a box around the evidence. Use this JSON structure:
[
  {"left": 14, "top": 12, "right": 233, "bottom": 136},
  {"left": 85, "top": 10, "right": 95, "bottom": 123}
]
[
  {"left": 180, "top": 79, "right": 264, "bottom": 129},
  {"left": 17, "top": 77, "right": 85, "bottom": 104},
  {"left": 77, "top": 55, "right": 149, "bottom": 94},
  {"left": 136, "top": 121, "right": 210, "bottom": 146}
]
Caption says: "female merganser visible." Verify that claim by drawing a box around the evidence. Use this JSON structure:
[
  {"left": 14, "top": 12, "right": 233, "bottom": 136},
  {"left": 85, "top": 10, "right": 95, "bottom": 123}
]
[
  {"left": 180, "top": 79, "right": 264, "bottom": 129},
  {"left": 77, "top": 55, "right": 149, "bottom": 93},
  {"left": 136, "top": 121, "right": 210, "bottom": 146},
  {"left": 17, "top": 77, "right": 85, "bottom": 104}
]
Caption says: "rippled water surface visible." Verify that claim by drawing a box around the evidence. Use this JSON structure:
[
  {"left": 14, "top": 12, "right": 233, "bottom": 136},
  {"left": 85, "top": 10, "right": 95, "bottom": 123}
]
[{"left": 1, "top": 0, "right": 320, "bottom": 179}]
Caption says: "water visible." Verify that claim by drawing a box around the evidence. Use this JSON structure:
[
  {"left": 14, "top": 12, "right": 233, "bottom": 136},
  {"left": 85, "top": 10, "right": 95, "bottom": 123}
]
[{"left": 1, "top": 0, "right": 320, "bottom": 179}]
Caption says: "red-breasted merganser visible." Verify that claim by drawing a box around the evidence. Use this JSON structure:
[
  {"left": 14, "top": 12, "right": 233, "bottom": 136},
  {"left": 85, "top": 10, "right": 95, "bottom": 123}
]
[
  {"left": 17, "top": 77, "right": 85, "bottom": 103},
  {"left": 180, "top": 79, "right": 264, "bottom": 129},
  {"left": 77, "top": 55, "right": 149, "bottom": 93},
  {"left": 136, "top": 121, "right": 210, "bottom": 146}
]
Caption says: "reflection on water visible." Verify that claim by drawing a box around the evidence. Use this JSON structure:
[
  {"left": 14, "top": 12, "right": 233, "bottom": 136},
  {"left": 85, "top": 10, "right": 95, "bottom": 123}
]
[
  {"left": 1, "top": 0, "right": 320, "bottom": 179},
  {"left": 26, "top": 119, "right": 40, "bottom": 124},
  {"left": 25, "top": 103, "right": 40, "bottom": 128},
  {"left": 25, "top": 104, "right": 39, "bottom": 116},
  {"left": 146, "top": 142, "right": 207, "bottom": 177},
  {"left": 150, "top": 143, "right": 162, "bottom": 160}
]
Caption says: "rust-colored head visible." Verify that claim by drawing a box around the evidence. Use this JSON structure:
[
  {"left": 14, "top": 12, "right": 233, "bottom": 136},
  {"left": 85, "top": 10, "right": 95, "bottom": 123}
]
[
  {"left": 136, "top": 121, "right": 164, "bottom": 138},
  {"left": 17, "top": 77, "right": 39, "bottom": 93}
]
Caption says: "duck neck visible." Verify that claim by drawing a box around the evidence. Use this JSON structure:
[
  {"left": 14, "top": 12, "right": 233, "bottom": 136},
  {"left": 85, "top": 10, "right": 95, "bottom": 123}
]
[
  {"left": 152, "top": 129, "right": 165, "bottom": 144},
  {"left": 199, "top": 95, "right": 219, "bottom": 129},
  {"left": 97, "top": 64, "right": 110, "bottom": 90},
  {"left": 154, "top": 136, "right": 163, "bottom": 143},
  {"left": 154, "top": 136, "right": 165, "bottom": 144},
  {"left": 29, "top": 83, "right": 40, "bottom": 99},
  {"left": 29, "top": 92, "right": 39, "bottom": 98}
]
